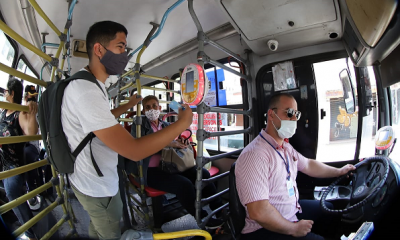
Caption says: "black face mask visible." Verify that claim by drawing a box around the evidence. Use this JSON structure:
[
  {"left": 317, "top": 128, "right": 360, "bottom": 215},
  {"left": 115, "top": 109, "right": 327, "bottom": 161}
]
[{"left": 99, "top": 46, "right": 129, "bottom": 75}]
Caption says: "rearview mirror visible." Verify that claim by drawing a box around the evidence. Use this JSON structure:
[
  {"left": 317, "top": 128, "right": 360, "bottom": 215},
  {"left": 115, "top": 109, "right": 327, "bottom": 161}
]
[{"left": 339, "top": 69, "right": 356, "bottom": 114}]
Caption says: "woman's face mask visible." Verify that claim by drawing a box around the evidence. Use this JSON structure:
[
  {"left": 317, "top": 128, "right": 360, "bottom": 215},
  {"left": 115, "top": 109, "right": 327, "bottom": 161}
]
[
  {"left": 100, "top": 46, "right": 129, "bottom": 75},
  {"left": 272, "top": 111, "right": 297, "bottom": 139},
  {"left": 145, "top": 109, "right": 160, "bottom": 121}
]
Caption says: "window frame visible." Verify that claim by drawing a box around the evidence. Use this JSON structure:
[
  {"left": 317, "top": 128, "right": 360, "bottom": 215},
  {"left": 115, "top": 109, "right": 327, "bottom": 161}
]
[
  {"left": 0, "top": 10, "right": 19, "bottom": 70},
  {"left": 16, "top": 54, "right": 40, "bottom": 78},
  {"left": 255, "top": 50, "right": 363, "bottom": 167}
]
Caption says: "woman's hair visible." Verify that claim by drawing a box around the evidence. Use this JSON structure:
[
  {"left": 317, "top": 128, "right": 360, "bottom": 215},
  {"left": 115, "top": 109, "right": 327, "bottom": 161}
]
[{"left": 7, "top": 78, "right": 23, "bottom": 104}]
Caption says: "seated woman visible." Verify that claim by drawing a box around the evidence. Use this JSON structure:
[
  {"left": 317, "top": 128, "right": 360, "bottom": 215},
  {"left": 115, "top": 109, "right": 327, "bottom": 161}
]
[
  {"left": 1, "top": 78, "right": 38, "bottom": 240},
  {"left": 127, "top": 95, "right": 223, "bottom": 229}
]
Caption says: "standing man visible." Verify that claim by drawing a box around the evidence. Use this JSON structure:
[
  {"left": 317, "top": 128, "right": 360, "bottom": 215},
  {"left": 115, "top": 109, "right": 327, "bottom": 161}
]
[
  {"left": 61, "top": 21, "right": 192, "bottom": 240},
  {"left": 235, "top": 93, "right": 355, "bottom": 240}
]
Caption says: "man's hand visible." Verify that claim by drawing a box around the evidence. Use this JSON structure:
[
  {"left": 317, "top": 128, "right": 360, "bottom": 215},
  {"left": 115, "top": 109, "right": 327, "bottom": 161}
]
[
  {"left": 291, "top": 220, "right": 313, "bottom": 237},
  {"left": 127, "top": 94, "right": 143, "bottom": 108},
  {"left": 338, "top": 164, "right": 356, "bottom": 176},
  {"left": 168, "top": 140, "right": 187, "bottom": 149},
  {"left": 177, "top": 104, "right": 193, "bottom": 128}
]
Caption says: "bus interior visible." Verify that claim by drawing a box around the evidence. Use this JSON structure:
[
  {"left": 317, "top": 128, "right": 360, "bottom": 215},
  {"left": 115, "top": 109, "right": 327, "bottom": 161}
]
[{"left": 0, "top": 0, "right": 400, "bottom": 239}]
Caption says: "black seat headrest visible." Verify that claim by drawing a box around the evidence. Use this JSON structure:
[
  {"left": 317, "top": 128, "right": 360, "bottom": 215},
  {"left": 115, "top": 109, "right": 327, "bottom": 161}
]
[{"left": 229, "top": 162, "right": 246, "bottom": 237}]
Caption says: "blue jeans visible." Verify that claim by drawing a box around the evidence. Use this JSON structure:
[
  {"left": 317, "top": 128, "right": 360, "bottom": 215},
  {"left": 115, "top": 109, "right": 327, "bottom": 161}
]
[
  {"left": 24, "top": 143, "right": 43, "bottom": 192},
  {"left": 3, "top": 170, "right": 36, "bottom": 238}
]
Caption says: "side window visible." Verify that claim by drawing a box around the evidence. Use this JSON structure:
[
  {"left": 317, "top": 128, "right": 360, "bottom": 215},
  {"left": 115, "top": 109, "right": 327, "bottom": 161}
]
[
  {"left": 154, "top": 83, "right": 167, "bottom": 110},
  {"left": 390, "top": 83, "right": 400, "bottom": 163},
  {"left": 313, "top": 58, "right": 379, "bottom": 162},
  {"left": 173, "top": 79, "right": 181, "bottom": 103},
  {"left": 190, "top": 60, "right": 244, "bottom": 152},
  {"left": 16, "top": 57, "right": 39, "bottom": 91},
  {"left": 0, "top": 29, "right": 16, "bottom": 89}
]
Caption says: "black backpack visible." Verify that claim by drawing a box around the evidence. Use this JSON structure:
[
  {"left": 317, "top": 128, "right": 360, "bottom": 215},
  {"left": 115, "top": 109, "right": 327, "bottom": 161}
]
[
  {"left": 0, "top": 111, "right": 25, "bottom": 170},
  {"left": 38, "top": 71, "right": 105, "bottom": 177}
]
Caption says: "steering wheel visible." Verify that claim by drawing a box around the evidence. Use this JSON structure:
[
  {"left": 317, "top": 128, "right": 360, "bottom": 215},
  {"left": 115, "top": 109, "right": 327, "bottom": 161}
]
[{"left": 320, "top": 156, "right": 390, "bottom": 214}]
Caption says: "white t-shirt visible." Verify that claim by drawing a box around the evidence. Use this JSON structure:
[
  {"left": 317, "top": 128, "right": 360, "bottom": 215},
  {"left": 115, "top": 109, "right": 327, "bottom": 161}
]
[{"left": 61, "top": 69, "right": 118, "bottom": 197}]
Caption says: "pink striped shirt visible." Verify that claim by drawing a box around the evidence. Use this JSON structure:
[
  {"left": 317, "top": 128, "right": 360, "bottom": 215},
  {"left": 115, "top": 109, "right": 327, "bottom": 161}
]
[
  {"left": 235, "top": 130, "right": 309, "bottom": 234},
  {"left": 148, "top": 120, "right": 163, "bottom": 167}
]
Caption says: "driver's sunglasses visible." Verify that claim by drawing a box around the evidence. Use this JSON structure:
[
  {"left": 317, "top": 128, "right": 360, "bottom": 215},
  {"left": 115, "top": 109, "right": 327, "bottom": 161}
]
[{"left": 272, "top": 108, "right": 301, "bottom": 120}]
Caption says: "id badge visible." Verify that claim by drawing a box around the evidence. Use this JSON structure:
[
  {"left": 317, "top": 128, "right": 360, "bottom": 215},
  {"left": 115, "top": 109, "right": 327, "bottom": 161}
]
[{"left": 286, "top": 179, "right": 295, "bottom": 197}]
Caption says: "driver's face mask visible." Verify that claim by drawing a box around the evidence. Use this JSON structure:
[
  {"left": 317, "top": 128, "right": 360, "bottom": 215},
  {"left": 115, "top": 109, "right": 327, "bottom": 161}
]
[
  {"left": 145, "top": 109, "right": 160, "bottom": 121},
  {"left": 99, "top": 45, "right": 129, "bottom": 75},
  {"left": 272, "top": 111, "right": 297, "bottom": 139}
]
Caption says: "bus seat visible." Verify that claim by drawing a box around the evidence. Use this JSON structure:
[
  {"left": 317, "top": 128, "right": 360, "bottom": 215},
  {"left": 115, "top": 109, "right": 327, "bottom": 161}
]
[
  {"left": 209, "top": 166, "right": 219, "bottom": 176},
  {"left": 229, "top": 163, "right": 246, "bottom": 237},
  {"left": 127, "top": 166, "right": 220, "bottom": 198},
  {"left": 127, "top": 166, "right": 220, "bottom": 228},
  {"left": 128, "top": 174, "right": 167, "bottom": 197}
]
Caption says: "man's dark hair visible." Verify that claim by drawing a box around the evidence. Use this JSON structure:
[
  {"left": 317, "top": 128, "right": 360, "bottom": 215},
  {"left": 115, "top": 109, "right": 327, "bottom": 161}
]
[
  {"left": 268, "top": 93, "right": 295, "bottom": 110},
  {"left": 142, "top": 95, "right": 159, "bottom": 108},
  {"left": 86, "top": 21, "right": 128, "bottom": 60},
  {"left": 7, "top": 78, "right": 23, "bottom": 104}
]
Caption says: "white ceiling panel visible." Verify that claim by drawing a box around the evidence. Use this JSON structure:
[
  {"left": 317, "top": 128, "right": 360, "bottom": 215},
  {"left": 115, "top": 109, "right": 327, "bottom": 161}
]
[
  {"left": 221, "top": 0, "right": 337, "bottom": 40},
  {"left": 33, "top": 0, "right": 229, "bottom": 73},
  {"left": 216, "top": 0, "right": 342, "bottom": 56}
]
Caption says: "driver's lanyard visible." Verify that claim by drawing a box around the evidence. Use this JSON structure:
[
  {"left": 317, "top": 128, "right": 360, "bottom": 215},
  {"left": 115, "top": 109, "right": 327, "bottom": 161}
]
[{"left": 259, "top": 133, "right": 291, "bottom": 180}]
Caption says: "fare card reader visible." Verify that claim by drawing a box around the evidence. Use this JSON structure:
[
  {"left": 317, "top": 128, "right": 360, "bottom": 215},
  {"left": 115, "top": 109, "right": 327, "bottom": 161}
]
[
  {"left": 181, "top": 63, "right": 209, "bottom": 106},
  {"left": 375, "top": 126, "right": 395, "bottom": 150}
]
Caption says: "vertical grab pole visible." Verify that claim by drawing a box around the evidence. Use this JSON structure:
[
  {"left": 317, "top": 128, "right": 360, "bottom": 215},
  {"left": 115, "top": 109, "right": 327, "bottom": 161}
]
[
  {"left": 133, "top": 22, "right": 159, "bottom": 230},
  {"left": 51, "top": 167, "right": 77, "bottom": 235},
  {"left": 188, "top": 0, "right": 206, "bottom": 226}
]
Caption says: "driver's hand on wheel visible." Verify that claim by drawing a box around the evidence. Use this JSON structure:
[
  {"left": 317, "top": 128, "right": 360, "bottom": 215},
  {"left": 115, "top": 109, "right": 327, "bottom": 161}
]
[
  {"left": 338, "top": 164, "right": 356, "bottom": 177},
  {"left": 291, "top": 220, "right": 313, "bottom": 237}
]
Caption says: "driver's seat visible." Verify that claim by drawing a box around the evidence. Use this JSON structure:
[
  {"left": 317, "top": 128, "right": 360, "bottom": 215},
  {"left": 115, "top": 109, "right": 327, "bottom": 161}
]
[{"left": 229, "top": 163, "right": 246, "bottom": 238}]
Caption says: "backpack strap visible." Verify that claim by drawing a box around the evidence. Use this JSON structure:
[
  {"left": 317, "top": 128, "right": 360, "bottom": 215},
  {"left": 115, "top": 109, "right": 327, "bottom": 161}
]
[
  {"left": 67, "top": 71, "right": 105, "bottom": 177},
  {"left": 66, "top": 71, "right": 106, "bottom": 97},
  {"left": 72, "top": 132, "right": 103, "bottom": 177}
]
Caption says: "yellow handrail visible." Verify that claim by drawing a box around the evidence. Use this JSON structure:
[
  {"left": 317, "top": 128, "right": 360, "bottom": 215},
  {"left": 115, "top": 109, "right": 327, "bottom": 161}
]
[
  {"left": 0, "top": 63, "right": 47, "bottom": 87},
  {"left": 120, "top": 82, "right": 134, "bottom": 91},
  {"left": 118, "top": 118, "right": 133, "bottom": 122},
  {"left": 0, "top": 101, "right": 29, "bottom": 112},
  {"left": 41, "top": 214, "right": 67, "bottom": 240},
  {"left": 50, "top": 28, "right": 69, "bottom": 82},
  {"left": 27, "top": 0, "right": 62, "bottom": 37},
  {"left": 51, "top": 167, "right": 76, "bottom": 230},
  {"left": 0, "top": 159, "right": 48, "bottom": 181},
  {"left": 153, "top": 230, "right": 212, "bottom": 240},
  {"left": 13, "top": 199, "right": 59, "bottom": 237},
  {"left": 0, "top": 135, "right": 42, "bottom": 145},
  {"left": 141, "top": 74, "right": 180, "bottom": 83},
  {"left": 0, "top": 20, "right": 52, "bottom": 62},
  {"left": 129, "top": 85, "right": 180, "bottom": 93},
  {"left": 0, "top": 182, "right": 52, "bottom": 214}
]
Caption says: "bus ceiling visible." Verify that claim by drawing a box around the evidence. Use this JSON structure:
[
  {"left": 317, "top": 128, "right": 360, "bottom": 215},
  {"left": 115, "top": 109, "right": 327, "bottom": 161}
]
[
  {"left": 217, "top": 0, "right": 400, "bottom": 67},
  {"left": 0, "top": 0, "right": 399, "bottom": 79}
]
